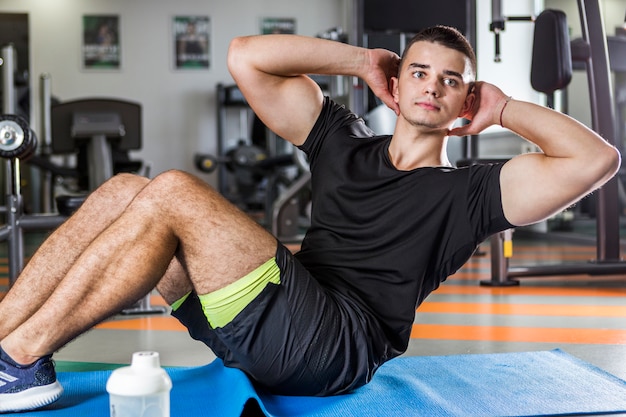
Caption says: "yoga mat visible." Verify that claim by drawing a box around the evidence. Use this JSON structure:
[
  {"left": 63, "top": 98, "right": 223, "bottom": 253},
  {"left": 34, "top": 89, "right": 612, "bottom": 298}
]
[{"left": 20, "top": 349, "right": 626, "bottom": 416}]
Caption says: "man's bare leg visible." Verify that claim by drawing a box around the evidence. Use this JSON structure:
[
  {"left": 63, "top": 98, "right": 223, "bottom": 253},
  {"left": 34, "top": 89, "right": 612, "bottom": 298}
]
[
  {"left": 1, "top": 170, "right": 277, "bottom": 365},
  {"left": 0, "top": 174, "right": 150, "bottom": 340},
  {"left": 156, "top": 256, "right": 193, "bottom": 305}
]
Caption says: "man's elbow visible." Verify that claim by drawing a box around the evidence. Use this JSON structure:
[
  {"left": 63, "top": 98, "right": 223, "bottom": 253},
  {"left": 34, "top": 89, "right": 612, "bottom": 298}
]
[
  {"left": 227, "top": 36, "right": 251, "bottom": 77},
  {"left": 594, "top": 145, "right": 621, "bottom": 186}
]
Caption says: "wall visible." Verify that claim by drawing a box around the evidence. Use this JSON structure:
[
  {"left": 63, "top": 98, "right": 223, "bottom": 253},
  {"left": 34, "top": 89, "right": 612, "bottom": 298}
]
[
  {"left": 1, "top": 0, "right": 620, "bottom": 183},
  {"left": 0, "top": 0, "right": 344, "bottom": 185}
]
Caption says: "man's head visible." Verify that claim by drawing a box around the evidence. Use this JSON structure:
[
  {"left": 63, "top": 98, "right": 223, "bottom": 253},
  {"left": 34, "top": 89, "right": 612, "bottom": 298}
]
[
  {"left": 391, "top": 25, "right": 476, "bottom": 132},
  {"left": 400, "top": 25, "right": 476, "bottom": 84}
]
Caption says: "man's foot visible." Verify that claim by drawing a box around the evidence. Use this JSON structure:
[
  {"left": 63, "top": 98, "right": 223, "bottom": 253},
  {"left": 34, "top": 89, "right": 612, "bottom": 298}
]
[{"left": 0, "top": 348, "right": 63, "bottom": 412}]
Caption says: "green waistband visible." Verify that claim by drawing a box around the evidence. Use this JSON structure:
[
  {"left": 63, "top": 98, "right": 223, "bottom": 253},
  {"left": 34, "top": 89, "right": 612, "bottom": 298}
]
[{"left": 198, "top": 257, "right": 280, "bottom": 328}]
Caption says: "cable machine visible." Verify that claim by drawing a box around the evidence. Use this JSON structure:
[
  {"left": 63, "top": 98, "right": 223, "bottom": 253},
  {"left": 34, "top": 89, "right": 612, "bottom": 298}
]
[{"left": 484, "top": 0, "right": 626, "bottom": 285}]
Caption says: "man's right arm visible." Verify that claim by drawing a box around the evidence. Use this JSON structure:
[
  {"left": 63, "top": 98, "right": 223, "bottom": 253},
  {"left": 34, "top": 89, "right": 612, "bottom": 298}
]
[{"left": 227, "top": 35, "right": 399, "bottom": 146}]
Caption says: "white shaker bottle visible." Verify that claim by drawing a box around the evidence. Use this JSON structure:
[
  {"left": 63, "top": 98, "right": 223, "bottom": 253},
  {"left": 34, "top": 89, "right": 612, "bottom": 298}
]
[{"left": 106, "top": 351, "right": 173, "bottom": 417}]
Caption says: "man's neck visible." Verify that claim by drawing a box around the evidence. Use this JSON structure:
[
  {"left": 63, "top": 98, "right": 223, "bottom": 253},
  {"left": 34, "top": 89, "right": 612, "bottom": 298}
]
[{"left": 388, "top": 130, "right": 450, "bottom": 171}]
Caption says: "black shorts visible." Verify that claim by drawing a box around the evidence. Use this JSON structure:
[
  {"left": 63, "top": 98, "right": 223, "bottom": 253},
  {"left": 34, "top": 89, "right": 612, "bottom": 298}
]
[{"left": 171, "top": 242, "right": 387, "bottom": 396}]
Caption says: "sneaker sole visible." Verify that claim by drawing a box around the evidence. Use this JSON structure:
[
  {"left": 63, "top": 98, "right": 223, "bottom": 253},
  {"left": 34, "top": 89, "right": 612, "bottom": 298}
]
[{"left": 0, "top": 381, "right": 63, "bottom": 412}]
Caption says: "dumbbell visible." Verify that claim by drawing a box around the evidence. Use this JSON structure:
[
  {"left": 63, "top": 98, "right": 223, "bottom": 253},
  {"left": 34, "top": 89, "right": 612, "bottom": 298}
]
[
  {"left": 194, "top": 153, "right": 222, "bottom": 173},
  {"left": 0, "top": 114, "right": 37, "bottom": 160},
  {"left": 194, "top": 144, "right": 267, "bottom": 174}
]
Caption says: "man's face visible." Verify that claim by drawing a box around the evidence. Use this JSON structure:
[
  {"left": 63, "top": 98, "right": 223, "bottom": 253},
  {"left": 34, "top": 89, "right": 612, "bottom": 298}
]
[{"left": 392, "top": 41, "right": 473, "bottom": 131}]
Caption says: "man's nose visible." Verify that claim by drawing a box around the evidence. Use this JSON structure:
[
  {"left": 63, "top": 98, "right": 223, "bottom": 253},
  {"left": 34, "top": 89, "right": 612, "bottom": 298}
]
[{"left": 423, "top": 81, "right": 440, "bottom": 97}]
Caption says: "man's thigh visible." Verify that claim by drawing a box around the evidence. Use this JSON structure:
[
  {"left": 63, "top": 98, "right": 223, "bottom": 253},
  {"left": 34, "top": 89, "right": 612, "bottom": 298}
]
[{"left": 145, "top": 170, "right": 277, "bottom": 295}]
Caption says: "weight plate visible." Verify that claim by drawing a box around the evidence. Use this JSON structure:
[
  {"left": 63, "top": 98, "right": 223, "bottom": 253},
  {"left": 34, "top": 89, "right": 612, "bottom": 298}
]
[
  {"left": 0, "top": 119, "right": 25, "bottom": 152},
  {"left": 0, "top": 114, "right": 37, "bottom": 159}
]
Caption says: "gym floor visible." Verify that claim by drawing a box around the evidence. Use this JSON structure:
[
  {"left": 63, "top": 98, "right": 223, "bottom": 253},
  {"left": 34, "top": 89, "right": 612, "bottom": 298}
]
[{"left": 0, "top": 232, "right": 625, "bottom": 383}]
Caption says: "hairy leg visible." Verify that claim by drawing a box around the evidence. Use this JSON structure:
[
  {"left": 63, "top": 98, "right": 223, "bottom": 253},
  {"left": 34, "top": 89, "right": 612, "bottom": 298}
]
[
  {"left": 1, "top": 170, "right": 276, "bottom": 364},
  {"left": 0, "top": 174, "right": 150, "bottom": 340},
  {"left": 157, "top": 257, "right": 193, "bottom": 305}
]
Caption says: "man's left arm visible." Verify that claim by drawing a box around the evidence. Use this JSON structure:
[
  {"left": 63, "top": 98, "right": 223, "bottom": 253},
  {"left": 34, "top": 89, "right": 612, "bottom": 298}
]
[{"left": 449, "top": 81, "right": 621, "bottom": 227}]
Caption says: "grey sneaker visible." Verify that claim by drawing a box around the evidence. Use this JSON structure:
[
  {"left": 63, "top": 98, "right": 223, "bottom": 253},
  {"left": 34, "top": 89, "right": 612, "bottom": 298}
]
[{"left": 0, "top": 348, "right": 63, "bottom": 412}]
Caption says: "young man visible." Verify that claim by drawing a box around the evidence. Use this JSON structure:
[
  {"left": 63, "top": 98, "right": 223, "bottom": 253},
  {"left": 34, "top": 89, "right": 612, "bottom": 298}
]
[{"left": 0, "top": 26, "right": 619, "bottom": 412}]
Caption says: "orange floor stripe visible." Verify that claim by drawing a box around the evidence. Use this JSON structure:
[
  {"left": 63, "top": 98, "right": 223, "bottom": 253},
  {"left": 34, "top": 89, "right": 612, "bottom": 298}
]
[
  {"left": 433, "top": 285, "right": 626, "bottom": 297},
  {"left": 508, "top": 254, "right": 598, "bottom": 261},
  {"left": 96, "top": 316, "right": 185, "bottom": 332},
  {"left": 445, "top": 272, "right": 626, "bottom": 281},
  {"left": 411, "top": 324, "right": 626, "bottom": 344},
  {"left": 446, "top": 272, "right": 495, "bottom": 280},
  {"left": 419, "top": 301, "right": 626, "bottom": 317},
  {"left": 150, "top": 294, "right": 168, "bottom": 306},
  {"left": 508, "top": 246, "right": 596, "bottom": 253}
]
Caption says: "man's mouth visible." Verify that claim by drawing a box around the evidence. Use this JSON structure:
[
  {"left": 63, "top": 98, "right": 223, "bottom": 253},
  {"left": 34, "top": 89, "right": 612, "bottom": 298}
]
[{"left": 416, "top": 101, "right": 440, "bottom": 111}]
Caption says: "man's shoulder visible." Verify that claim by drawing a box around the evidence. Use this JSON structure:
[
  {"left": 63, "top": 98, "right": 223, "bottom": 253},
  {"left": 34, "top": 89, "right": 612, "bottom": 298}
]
[{"left": 300, "top": 97, "right": 376, "bottom": 154}]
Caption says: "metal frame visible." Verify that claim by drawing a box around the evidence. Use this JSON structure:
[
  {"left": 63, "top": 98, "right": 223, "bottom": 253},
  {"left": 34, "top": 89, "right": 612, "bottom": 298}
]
[
  {"left": 1, "top": 45, "right": 65, "bottom": 285},
  {"left": 0, "top": 49, "right": 164, "bottom": 314},
  {"left": 483, "top": 0, "right": 626, "bottom": 285}
]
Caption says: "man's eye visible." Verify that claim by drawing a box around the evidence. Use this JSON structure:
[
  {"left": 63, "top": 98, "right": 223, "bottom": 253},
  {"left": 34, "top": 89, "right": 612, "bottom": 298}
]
[
  {"left": 412, "top": 71, "right": 425, "bottom": 78},
  {"left": 444, "top": 78, "right": 458, "bottom": 87}
]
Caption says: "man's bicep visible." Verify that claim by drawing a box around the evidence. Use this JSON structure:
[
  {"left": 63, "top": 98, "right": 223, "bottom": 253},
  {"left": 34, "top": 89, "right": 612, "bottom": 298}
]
[
  {"left": 499, "top": 153, "right": 593, "bottom": 227},
  {"left": 235, "top": 70, "right": 324, "bottom": 146},
  {"left": 227, "top": 36, "right": 325, "bottom": 146}
]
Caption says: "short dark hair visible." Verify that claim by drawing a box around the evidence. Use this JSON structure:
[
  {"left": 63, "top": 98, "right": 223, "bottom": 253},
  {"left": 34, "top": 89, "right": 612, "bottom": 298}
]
[{"left": 400, "top": 25, "right": 476, "bottom": 80}]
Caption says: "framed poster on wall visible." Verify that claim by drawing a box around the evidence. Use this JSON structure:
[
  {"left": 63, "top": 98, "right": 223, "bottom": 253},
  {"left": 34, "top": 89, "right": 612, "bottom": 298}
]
[
  {"left": 173, "top": 15, "right": 210, "bottom": 70},
  {"left": 82, "top": 15, "right": 120, "bottom": 70},
  {"left": 261, "top": 18, "right": 296, "bottom": 34}
]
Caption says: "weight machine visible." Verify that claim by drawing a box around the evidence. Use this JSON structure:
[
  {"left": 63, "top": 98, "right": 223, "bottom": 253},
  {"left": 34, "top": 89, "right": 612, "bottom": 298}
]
[
  {"left": 482, "top": 0, "right": 626, "bottom": 285},
  {"left": 196, "top": 83, "right": 311, "bottom": 242},
  {"left": 1, "top": 44, "right": 66, "bottom": 286},
  {"left": 0, "top": 46, "right": 163, "bottom": 314}
]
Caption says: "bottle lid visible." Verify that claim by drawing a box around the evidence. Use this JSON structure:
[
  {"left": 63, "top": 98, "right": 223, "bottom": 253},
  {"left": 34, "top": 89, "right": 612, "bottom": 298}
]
[{"left": 106, "top": 352, "right": 172, "bottom": 396}]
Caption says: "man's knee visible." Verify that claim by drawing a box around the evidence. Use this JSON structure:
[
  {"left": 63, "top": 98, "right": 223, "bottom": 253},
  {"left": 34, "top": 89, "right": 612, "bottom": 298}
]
[
  {"left": 97, "top": 173, "right": 149, "bottom": 193},
  {"left": 148, "top": 170, "right": 219, "bottom": 200},
  {"left": 140, "top": 170, "right": 261, "bottom": 238},
  {"left": 85, "top": 173, "right": 149, "bottom": 208}
]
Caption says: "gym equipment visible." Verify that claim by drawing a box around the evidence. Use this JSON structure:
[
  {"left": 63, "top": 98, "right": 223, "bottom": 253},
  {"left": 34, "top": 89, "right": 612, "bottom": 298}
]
[
  {"left": 196, "top": 140, "right": 309, "bottom": 242},
  {"left": 0, "top": 114, "right": 37, "bottom": 159},
  {"left": 194, "top": 142, "right": 272, "bottom": 175},
  {"left": 50, "top": 97, "right": 162, "bottom": 315},
  {"left": 212, "top": 83, "right": 311, "bottom": 242},
  {"left": 271, "top": 168, "right": 310, "bottom": 240},
  {"left": 0, "top": 115, "right": 162, "bottom": 313},
  {"left": 196, "top": 142, "right": 286, "bottom": 210},
  {"left": 530, "top": 10, "right": 572, "bottom": 108},
  {"left": 489, "top": 2, "right": 534, "bottom": 63},
  {"left": 1, "top": 44, "right": 16, "bottom": 119},
  {"left": 0, "top": 14, "right": 30, "bottom": 128},
  {"left": 0, "top": 44, "right": 66, "bottom": 285},
  {"left": 0, "top": 113, "right": 67, "bottom": 285},
  {"left": 483, "top": 0, "right": 626, "bottom": 285},
  {"left": 614, "top": 29, "right": 626, "bottom": 170},
  {"left": 0, "top": 56, "right": 162, "bottom": 315},
  {"left": 51, "top": 98, "right": 143, "bottom": 192}
]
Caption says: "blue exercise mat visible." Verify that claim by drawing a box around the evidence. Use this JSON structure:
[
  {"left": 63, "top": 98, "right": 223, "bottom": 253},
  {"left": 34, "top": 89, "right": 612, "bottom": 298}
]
[{"left": 20, "top": 349, "right": 626, "bottom": 416}]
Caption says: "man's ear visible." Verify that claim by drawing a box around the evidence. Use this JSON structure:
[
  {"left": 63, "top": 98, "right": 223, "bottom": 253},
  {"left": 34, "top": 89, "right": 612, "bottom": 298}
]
[
  {"left": 391, "top": 77, "right": 400, "bottom": 103},
  {"left": 458, "top": 85, "right": 476, "bottom": 118}
]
